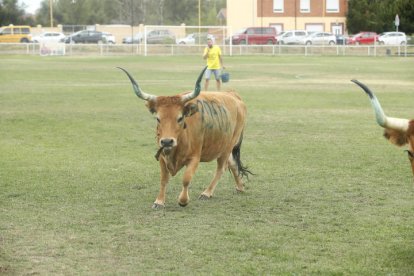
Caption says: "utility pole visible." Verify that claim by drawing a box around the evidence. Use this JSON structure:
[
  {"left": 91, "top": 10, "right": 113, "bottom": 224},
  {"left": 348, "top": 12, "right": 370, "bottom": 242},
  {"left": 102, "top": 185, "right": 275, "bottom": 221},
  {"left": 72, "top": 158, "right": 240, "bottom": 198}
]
[
  {"left": 198, "top": 0, "right": 201, "bottom": 34},
  {"left": 49, "top": 0, "right": 54, "bottom": 27},
  {"left": 131, "top": 0, "right": 134, "bottom": 53}
]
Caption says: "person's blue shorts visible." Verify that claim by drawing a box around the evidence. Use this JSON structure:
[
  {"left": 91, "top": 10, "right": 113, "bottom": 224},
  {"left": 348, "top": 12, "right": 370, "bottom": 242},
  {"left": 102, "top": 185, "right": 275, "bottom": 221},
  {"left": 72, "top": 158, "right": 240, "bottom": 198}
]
[{"left": 205, "top": 69, "right": 220, "bottom": 80}]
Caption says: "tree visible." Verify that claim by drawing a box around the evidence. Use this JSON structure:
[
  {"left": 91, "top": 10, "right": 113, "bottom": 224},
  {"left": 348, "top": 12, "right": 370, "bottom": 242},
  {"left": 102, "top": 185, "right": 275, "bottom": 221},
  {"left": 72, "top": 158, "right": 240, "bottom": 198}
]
[
  {"left": 163, "top": 0, "right": 198, "bottom": 25},
  {"left": 0, "top": 0, "right": 29, "bottom": 25},
  {"left": 31, "top": 0, "right": 226, "bottom": 27},
  {"left": 395, "top": 0, "right": 414, "bottom": 33},
  {"left": 347, "top": 0, "right": 380, "bottom": 33},
  {"left": 347, "top": 0, "right": 414, "bottom": 34}
]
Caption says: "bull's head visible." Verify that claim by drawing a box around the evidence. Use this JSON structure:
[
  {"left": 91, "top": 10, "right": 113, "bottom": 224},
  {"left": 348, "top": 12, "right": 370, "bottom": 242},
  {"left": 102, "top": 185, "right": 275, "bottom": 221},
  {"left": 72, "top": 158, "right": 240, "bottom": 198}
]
[
  {"left": 119, "top": 67, "right": 207, "bottom": 158},
  {"left": 352, "top": 80, "right": 414, "bottom": 177}
]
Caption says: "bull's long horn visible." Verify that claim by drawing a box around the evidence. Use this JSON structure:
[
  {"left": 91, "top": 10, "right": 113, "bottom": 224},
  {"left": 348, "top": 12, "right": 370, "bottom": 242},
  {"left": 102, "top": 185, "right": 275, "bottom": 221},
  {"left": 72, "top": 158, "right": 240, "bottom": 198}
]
[
  {"left": 117, "top": 67, "right": 156, "bottom": 101},
  {"left": 181, "top": 66, "right": 208, "bottom": 102},
  {"left": 352, "top": 79, "right": 409, "bottom": 132}
]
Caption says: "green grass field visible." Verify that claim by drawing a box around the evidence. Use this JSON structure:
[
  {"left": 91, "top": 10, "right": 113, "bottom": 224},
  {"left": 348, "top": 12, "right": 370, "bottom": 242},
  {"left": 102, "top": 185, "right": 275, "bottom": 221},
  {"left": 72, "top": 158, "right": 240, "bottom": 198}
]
[{"left": 1, "top": 54, "right": 414, "bottom": 274}]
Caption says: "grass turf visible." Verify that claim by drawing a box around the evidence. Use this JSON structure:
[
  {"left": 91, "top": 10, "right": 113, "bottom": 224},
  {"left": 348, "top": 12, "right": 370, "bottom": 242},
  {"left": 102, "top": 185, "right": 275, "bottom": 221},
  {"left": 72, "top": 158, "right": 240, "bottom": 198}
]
[{"left": 1, "top": 55, "right": 414, "bottom": 274}]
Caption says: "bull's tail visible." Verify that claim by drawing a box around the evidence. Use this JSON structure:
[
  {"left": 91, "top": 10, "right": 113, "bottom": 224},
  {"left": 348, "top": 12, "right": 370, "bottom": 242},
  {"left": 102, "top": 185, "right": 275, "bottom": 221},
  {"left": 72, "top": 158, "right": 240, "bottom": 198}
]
[{"left": 232, "top": 132, "right": 253, "bottom": 179}]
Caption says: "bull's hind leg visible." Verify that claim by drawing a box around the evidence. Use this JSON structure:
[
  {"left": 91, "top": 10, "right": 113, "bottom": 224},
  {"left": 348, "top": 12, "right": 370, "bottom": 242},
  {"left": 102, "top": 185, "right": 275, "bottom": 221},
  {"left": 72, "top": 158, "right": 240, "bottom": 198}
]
[
  {"left": 227, "top": 154, "right": 244, "bottom": 192},
  {"left": 199, "top": 155, "right": 228, "bottom": 200}
]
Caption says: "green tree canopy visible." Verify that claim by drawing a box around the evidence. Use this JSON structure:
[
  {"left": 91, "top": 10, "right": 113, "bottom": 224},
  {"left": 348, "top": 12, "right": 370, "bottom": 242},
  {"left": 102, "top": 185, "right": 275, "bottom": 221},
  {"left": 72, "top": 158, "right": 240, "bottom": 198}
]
[
  {"left": 0, "top": 0, "right": 33, "bottom": 26},
  {"left": 33, "top": 0, "right": 225, "bottom": 27},
  {"left": 347, "top": 0, "right": 414, "bottom": 34}
]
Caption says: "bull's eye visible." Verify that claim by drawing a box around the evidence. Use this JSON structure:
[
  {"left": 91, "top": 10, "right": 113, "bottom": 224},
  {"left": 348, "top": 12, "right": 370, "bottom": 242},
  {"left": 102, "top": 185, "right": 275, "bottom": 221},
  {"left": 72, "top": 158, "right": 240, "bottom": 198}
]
[
  {"left": 156, "top": 117, "right": 160, "bottom": 123},
  {"left": 177, "top": 116, "right": 184, "bottom": 124}
]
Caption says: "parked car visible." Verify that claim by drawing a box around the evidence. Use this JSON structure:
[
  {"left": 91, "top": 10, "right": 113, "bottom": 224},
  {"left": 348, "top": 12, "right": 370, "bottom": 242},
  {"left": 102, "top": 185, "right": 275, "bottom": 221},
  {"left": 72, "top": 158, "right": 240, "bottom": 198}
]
[
  {"left": 122, "top": 33, "right": 143, "bottom": 44},
  {"left": 377, "top": 32, "right": 408, "bottom": 45},
  {"left": 347, "top": 32, "right": 377, "bottom": 45},
  {"left": 276, "top": 31, "right": 285, "bottom": 39},
  {"left": 277, "top": 30, "right": 308, "bottom": 45},
  {"left": 300, "top": 32, "right": 336, "bottom": 45},
  {"left": 231, "top": 27, "right": 277, "bottom": 45},
  {"left": 32, "top": 32, "right": 66, "bottom": 43},
  {"left": 0, "top": 25, "right": 31, "bottom": 43},
  {"left": 176, "top": 33, "right": 215, "bottom": 45},
  {"left": 335, "top": 34, "right": 348, "bottom": 45},
  {"left": 146, "top": 29, "right": 175, "bottom": 44},
  {"left": 102, "top": 32, "right": 115, "bottom": 44},
  {"left": 62, "top": 30, "right": 104, "bottom": 44}
]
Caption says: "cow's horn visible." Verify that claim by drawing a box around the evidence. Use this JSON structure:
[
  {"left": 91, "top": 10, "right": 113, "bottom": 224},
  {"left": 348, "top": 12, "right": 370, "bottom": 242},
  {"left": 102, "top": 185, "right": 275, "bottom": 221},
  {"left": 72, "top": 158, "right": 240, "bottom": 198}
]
[
  {"left": 352, "top": 79, "right": 409, "bottom": 132},
  {"left": 117, "top": 67, "right": 156, "bottom": 101},
  {"left": 182, "top": 66, "right": 208, "bottom": 102}
]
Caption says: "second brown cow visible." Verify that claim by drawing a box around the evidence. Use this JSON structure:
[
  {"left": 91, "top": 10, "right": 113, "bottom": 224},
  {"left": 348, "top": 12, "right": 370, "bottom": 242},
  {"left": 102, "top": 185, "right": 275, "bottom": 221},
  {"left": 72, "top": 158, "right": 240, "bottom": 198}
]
[{"left": 352, "top": 79, "right": 414, "bottom": 177}]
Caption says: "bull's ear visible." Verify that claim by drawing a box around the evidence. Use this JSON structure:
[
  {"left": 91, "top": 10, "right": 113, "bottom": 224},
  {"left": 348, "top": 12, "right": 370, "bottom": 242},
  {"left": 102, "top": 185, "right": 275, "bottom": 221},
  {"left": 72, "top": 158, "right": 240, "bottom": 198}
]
[
  {"left": 183, "top": 103, "right": 199, "bottom": 117},
  {"left": 145, "top": 101, "right": 157, "bottom": 114}
]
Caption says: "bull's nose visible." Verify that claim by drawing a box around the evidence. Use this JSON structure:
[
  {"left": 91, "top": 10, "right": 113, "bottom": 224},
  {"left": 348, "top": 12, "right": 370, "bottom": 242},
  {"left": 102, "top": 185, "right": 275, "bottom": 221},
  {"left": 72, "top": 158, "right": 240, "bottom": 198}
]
[{"left": 160, "top": 138, "right": 174, "bottom": 148}]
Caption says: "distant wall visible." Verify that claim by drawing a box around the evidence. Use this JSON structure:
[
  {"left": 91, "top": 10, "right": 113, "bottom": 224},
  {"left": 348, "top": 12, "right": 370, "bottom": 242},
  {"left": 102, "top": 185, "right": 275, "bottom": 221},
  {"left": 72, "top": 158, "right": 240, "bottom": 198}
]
[{"left": 32, "top": 25, "right": 63, "bottom": 35}]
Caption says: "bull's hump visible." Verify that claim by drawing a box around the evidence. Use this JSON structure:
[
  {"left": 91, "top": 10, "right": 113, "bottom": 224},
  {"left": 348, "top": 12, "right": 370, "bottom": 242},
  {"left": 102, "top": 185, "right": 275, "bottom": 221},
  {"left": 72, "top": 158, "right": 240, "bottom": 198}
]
[{"left": 195, "top": 99, "right": 233, "bottom": 133}]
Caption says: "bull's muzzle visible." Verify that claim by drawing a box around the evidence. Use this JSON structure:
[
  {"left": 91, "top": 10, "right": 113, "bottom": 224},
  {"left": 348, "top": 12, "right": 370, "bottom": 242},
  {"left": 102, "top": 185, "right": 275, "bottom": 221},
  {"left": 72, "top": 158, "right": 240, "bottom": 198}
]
[{"left": 160, "top": 138, "right": 176, "bottom": 148}]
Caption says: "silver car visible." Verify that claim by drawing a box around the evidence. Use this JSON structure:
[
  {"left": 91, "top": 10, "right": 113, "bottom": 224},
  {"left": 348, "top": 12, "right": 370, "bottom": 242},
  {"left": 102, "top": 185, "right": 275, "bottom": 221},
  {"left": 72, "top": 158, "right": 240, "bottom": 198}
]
[
  {"left": 176, "top": 33, "right": 215, "bottom": 45},
  {"left": 277, "top": 30, "right": 308, "bottom": 45},
  {"left": 301, "top": 32, "right": 336, "bottom": 45},
  {"left": 146, "top": 29, "right": 175, "bottom": 44}
]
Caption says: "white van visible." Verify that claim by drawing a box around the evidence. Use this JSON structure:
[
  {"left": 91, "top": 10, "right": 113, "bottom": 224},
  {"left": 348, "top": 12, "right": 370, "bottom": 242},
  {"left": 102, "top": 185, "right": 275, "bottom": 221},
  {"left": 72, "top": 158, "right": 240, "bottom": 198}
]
[{"left": 277, "top": 30, "right": 308, "bottom": 45}]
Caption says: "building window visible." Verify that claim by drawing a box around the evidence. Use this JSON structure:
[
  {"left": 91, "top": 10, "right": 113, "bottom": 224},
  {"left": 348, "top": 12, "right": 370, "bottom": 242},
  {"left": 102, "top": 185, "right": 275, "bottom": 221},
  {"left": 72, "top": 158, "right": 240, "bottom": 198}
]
[
  {"left": 273, "top": 0, "right": 284, "bottom": 13},
  {"left": 300, "top": 0, "right": 310, "bottom": 13},
  {"left": 326, "top": 0, "right": 339, "bottom": 13}
]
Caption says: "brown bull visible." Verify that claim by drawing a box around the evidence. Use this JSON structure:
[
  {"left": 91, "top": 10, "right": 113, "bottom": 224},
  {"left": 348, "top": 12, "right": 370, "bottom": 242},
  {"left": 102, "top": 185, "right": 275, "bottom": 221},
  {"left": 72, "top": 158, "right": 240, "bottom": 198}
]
[
  {"left": 119, "top": 67, "right": 251, "bottom": 208},
  {"left": 352, "top": 80, "right": 414, "bottom": 176}
]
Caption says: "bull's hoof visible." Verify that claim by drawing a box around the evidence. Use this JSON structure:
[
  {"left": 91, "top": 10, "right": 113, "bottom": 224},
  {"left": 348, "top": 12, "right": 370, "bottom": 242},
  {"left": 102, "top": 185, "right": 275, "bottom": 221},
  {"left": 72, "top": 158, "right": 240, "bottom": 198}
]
[
  {"left": 198, "top": 194, "right": 212, "bottom": 200},
  {"left": 152, "top": 203, "right": 165, "bottom": 209},
  {"left": 178, "top": 201, "right": 188, "bottom": 207}
]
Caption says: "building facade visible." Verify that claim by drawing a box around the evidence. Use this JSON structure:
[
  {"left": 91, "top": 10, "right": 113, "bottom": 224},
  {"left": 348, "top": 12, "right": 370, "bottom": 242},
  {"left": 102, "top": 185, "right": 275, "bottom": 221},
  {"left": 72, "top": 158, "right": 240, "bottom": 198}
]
[{"left": 227, "top": 0, "right": 348, "bottom": 35}]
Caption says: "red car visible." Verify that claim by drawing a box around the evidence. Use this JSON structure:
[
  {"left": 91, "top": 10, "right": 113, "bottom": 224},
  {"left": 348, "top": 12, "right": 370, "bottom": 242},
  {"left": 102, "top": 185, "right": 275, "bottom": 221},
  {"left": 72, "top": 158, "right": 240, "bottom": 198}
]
[
  {"left": 231, "top": 27, "right": 277, "bottom": 45},
  {"left": 348, "top": 32, "right": 378, "bottom": 45}
]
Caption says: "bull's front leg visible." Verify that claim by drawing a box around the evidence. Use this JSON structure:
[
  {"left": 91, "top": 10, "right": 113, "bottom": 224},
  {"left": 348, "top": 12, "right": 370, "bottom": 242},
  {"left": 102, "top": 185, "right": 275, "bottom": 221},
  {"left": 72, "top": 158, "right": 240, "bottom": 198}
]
[
  {"left": 153, "top": 158, "right": 170, "bottom": 209},
  {"left": 178, "top": 159, "right": 200, "bottom": 207}
]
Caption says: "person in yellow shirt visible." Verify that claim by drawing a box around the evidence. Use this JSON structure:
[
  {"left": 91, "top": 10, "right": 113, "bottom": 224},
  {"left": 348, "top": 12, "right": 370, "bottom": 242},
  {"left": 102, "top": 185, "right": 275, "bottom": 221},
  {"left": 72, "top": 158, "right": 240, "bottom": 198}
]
[{"left": 203, "top": 38, "right": 224, "bottom": 91}]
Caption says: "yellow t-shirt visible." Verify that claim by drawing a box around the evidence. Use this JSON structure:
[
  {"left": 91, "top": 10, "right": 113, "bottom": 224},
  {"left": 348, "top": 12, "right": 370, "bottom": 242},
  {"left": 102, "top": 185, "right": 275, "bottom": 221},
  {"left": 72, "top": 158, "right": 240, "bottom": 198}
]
[{"left": 203, "top": 46, "right": 222, "bottom": 69}]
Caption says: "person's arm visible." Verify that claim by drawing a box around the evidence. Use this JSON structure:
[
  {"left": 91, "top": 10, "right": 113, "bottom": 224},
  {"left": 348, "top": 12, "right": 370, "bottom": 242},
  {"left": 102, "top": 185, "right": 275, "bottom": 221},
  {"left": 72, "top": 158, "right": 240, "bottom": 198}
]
[
  {"left": 219, "top": 55, "right": 224, "bottom": 69},
  {"left": 203, "top": 48, "right": 209, "bottom": 60},
  {"left": 218, "top": 47, "right": 224, "bottom": 69}
]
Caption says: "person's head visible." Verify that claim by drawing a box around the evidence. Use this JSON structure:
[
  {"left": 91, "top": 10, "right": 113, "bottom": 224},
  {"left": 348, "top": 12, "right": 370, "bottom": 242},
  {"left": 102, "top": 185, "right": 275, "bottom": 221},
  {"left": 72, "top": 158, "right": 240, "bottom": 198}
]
[{"left": 207, "top": 38, "right": 213, "bottom": 48}]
